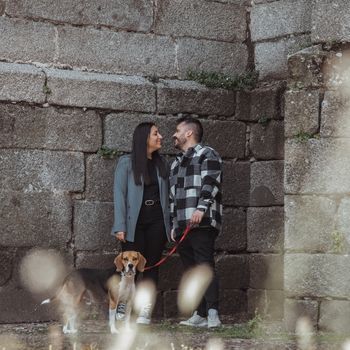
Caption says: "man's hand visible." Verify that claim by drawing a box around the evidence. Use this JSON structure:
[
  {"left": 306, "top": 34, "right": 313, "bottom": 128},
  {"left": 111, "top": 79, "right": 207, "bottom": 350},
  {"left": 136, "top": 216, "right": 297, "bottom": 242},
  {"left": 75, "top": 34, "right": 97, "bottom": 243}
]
[
  {"left": 190, "top": 209, "right": 205, "bottom": 226},
  {"left": 115, "top": 231, "right": 126, "bottom": 242},
  {"left": 170, "top": 228, "right": 176, "bottom": 242}
]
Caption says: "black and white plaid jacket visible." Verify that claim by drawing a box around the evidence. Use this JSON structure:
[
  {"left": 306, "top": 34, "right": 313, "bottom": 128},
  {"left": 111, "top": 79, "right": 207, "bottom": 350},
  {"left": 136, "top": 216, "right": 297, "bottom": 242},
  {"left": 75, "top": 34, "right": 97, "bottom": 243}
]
[{"left": 169, "top": 144, "right": 223, "bottom": 236}]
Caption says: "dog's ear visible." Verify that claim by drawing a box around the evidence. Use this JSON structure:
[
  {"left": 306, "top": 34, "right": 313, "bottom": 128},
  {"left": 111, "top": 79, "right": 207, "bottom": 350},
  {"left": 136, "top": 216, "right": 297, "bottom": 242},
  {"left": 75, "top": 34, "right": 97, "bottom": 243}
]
[
  {"left": 136, "top": 252, "right": 147, "bottom": 272},
  {"left": 114, "top": 253, "right": 124, "bottom": 272}
]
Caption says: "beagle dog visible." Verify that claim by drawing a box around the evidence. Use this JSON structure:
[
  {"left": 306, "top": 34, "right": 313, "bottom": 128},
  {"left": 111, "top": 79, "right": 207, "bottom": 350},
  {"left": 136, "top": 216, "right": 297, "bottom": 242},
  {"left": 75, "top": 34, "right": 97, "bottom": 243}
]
[{"left": 41, "top": 251, "right": 146, "bottom": 334}]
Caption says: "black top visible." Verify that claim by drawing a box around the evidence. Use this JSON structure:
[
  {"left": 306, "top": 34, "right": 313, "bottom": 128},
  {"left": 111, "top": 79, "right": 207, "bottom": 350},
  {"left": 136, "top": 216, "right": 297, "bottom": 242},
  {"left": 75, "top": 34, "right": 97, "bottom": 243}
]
[{"left": 143, "top": 158, "right": 160, "bottom": 201}]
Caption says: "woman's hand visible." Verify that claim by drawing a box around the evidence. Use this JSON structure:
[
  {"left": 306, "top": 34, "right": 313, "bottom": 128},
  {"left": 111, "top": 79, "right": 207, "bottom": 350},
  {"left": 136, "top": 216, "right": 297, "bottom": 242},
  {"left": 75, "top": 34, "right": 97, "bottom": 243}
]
[{"left": 115, "top": 231, "right": 126, "bottom": 242}]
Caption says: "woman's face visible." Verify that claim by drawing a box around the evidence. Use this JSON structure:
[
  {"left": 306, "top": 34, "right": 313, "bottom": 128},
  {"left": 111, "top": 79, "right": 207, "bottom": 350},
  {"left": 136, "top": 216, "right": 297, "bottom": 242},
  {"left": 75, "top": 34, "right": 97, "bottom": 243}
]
[{"left": 147, "top": 125, "right": 163, "bottom": 154}]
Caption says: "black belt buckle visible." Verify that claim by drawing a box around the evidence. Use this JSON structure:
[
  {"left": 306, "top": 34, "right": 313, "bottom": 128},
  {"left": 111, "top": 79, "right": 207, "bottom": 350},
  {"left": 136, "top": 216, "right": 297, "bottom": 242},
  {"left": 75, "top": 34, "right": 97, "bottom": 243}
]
[{"left": 145, "top": 199, "right": 155, "bottom": 206}]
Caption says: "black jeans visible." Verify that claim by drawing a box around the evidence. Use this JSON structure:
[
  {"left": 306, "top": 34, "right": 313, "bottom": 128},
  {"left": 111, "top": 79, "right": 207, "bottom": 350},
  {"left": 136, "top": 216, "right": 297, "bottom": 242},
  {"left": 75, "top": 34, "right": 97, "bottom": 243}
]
[
  {"left": 177, "top": 227, "right": 219, "bottom": 317},
  {"left": 122, "top": 208, "right": 167, "bottom": 287}
]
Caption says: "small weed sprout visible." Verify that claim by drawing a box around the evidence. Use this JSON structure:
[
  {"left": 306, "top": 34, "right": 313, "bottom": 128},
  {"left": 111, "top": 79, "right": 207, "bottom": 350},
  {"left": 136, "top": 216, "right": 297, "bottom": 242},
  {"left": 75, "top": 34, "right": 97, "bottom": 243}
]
[
  {"left": 331, "top": 230, "right": 345, "bottom": 253},
  {"left": 294, "top": 131, "right": 314, "bottom": 142},
  {"left": 258, "top": 116, "right": 270, "bottom": 127},
  {"left": 97, "top": 145, "right": 123, "bottom": 159},
  {"left": 43, "top": 84, "right": 52, "bottom": 95},
  {"left": 247, "top": 310, "right": 263, "bottom": 337}
]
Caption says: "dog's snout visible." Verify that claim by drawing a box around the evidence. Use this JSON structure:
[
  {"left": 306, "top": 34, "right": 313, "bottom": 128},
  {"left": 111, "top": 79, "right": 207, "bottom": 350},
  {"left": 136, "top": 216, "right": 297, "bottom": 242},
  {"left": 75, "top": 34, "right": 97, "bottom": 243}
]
[{"left": 128, "top": 263, "right": 134, "bottom": 269}]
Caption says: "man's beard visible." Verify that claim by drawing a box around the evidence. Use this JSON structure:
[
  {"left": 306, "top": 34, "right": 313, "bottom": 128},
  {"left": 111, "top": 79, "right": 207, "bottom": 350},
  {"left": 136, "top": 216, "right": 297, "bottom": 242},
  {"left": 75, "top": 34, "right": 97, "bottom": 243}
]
[{"left": 174, "top": 136, "right": 185, "bottom": 150}]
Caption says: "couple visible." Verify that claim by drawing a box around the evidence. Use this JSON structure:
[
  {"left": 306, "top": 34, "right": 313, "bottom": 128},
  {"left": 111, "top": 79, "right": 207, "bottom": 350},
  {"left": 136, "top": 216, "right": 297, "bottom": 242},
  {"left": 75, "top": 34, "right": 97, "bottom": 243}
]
[{"left": 112, "top": 116, "right": 223, "bottom": 328}]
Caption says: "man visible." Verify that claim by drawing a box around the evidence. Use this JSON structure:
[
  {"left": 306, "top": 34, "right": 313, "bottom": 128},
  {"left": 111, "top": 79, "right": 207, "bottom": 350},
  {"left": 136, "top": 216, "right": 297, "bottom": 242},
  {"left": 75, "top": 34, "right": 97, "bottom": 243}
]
[{"left": 170, "top": 116, "right": 223, "bottom": 328}]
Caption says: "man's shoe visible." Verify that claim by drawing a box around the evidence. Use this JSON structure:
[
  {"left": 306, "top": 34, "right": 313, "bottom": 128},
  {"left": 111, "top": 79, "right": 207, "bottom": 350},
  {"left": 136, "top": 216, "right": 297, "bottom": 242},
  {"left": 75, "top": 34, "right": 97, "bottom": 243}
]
[
  {"left": 116, "top": 302, "right": 126, "bottom": 321},
  {"left": 179, "top": 311, "right": 208, "bottom": 327},
  {"left": 136, "top": 303, "right": 152, "bottom": 325},
  {"left": 207, "top": 308, "right": 222, "bottom": 328}
]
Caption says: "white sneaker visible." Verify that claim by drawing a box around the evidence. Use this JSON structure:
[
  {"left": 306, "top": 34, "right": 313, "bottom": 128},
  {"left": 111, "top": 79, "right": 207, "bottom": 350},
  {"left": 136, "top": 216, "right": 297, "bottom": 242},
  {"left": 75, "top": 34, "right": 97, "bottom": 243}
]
[
  {"left": 179, "top": 311, "right": 208, "bottom": 327},
  {"left": 136, "top": 303, "right": 152, "bottom": 325},
  {"left": 207, "top": 308, "right": 221, "bottom": 328},
  {"left": 116, "top": 302, "right": 126, "bottom": 321}
]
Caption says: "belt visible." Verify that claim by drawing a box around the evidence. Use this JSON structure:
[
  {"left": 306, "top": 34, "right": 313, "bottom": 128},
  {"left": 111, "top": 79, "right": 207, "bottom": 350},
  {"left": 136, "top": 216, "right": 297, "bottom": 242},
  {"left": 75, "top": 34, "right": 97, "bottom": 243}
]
[{"left": 144, "top": 199, "right": 160, "bottom": 206}]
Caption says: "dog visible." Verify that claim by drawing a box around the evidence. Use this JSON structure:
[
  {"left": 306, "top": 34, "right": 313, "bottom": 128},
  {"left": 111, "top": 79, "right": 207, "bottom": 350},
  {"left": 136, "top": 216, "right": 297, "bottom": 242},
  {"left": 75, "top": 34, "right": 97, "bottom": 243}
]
[{"left": 41, "top": 251, "right": 146, "bottom": 334}]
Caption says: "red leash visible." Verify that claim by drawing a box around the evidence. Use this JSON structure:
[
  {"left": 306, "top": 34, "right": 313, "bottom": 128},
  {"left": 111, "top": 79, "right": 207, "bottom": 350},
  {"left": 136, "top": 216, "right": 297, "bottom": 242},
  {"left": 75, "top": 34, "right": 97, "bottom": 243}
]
[{"left": 143, "top": 225, "right": 192, "bottom": 271}]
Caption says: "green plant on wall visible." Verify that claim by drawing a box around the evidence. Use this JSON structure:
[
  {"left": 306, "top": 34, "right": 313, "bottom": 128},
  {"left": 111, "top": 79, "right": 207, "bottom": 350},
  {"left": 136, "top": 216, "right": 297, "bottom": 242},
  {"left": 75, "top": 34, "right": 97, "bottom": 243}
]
[
  {"left": 331, "top": 230, "right": 345, "bottom": 253},
  {"left": 258, "top": 116, "right": 270, "bottom": 127},
  {"left": 294, "top": 131, "right": 316, "bottom": 142},
  {"left": 97, "top": 145, "right": 123, "bottom": 159}
]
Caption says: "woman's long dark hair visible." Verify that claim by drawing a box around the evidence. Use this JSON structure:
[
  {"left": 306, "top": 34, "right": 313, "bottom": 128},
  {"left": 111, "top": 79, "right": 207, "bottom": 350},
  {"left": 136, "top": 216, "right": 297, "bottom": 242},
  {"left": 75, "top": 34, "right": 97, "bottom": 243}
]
[{"left": 131, "top": 122, "right": 167, "bottom": 185}]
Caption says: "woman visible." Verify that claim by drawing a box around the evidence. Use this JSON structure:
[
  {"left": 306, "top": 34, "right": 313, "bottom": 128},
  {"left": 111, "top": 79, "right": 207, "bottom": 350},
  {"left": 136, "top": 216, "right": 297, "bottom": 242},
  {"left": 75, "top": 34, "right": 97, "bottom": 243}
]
[{"left": 112, "top": 122, "right": 170, "bottom": 325}]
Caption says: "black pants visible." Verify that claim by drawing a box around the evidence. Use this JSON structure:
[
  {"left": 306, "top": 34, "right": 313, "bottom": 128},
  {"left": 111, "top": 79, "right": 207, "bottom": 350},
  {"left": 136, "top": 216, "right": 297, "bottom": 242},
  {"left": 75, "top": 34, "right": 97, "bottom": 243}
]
[
  {"left": 177, "top": 227, "right": 219, "bottom": 317},
  {"left": 122, "top": 212, "right": 167, "bottom": 287}
]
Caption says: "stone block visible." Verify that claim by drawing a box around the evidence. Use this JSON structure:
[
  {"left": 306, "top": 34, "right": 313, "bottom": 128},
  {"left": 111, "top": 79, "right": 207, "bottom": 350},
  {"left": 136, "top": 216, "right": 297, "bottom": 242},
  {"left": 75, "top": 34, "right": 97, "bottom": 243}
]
[
  {"left": 0, "top": 1, "right": 4, "bottom": 14},
  {"left": 6, "top": 0, "right": 153, "bottom": 32},
  {"left": 284, "top": 90, "right": 319, "bottom": 138},
  {"left": 255, "top": 35, "right": 312, "bottom": 80},
  {"left": 0, "top": 17, "right": 55, "bottom": 63},
  {"left": 85, "top": 155, "right": 116, "bottom": 202},
  {"left": 336, "top": 197, "right": 350, "bottom": 253},
  {"left": 285, "top": 195, "right": 337, "bottom": 252},
  {"left": 312, "top": 0, "right": 350, "bottom": 43},
  {"left": 285, "top": 253, "right": 350, "bottom": 298},
  {"left": 163, "top": 290, "right": 179, "bottom": 318},
  {"left": 249, "top": 254, "right": 283, "bottom": 290},
  {"left": 159, "top": 255, "right": 184, "bottom": 290},
  {"left": 319, "top": 300, "right": 350, "bottom": 334},
  {"left": 320, "top": 91, "right": 350, "bottom": 137},
  {"left": 285, "top": 139, "right": 350, "bottom": 194},
  {"left": 250, "top": 161, "right": 284, "bottom": 206},
  {"left": 157, "top": 79, "right": 236, "bottom": 116},
  {"left": 0, "top": 62, "right": 45, "bottom": 103},
  {"left": 0, "top": 149, "right": 84, "bottom": 192},
  {"left": 0, "top": 104, "right": 101, "bottom": 151},
  {"left": 236, "top": 82, "right": 285, "bottom": 121},
  {"left": 250, "top": 120, "right": 284, "bottom": 160},
  {"left": 0, "top": 249, "right": 16, "bottom": 286},
  {"left": 177, "top": 38, "right": 248, "bottom": 78},
  {"left": 216, "top": 254, "right": 249, "bottom": 289},
  {"left": 248, "top": 289, "right": 284, "bottom": 320},
  {"left": 75, "top": 252, "right": 118, "bottom": 269},
  {"left": 287, "top": 45, "right": 327, "bottom": 89},
  {"left": 215, "top": 208, "right": 246, "bottom": 252},
  {"left": 57, "top": 26, "right": 176, "bottom": 77},
  {"left": 251, "top": 0, "right": 311, "bottom": 42},
  {"left": 154, "top": 0, "right": 246, "bottom": 42},
  {"left": 222, "top": 161, "right": 250, "bottom": 206},
  {"left": 219, "top": 289, "right": 247, "bottom": 315},
  {"left": 0, "top": 191, "right": 71, "bottom": 248},
  {"left": 284, "top": 298, "right": 318, "bottom": 332},
  {"left": 46, "top": 68, "right": 156, "bottom": 112},
  {"left": 247, "top": 207, "right": 284, "bottom": 253},
  {"left": 74, "top": 201, "right": 115, "bottom": 251}
]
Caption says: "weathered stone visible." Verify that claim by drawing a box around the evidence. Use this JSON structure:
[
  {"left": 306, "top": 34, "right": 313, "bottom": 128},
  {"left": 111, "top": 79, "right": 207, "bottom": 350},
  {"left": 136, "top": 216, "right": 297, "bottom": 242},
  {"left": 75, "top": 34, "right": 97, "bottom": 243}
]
[
  {"left": 251, "top": 0, "right": 311, "bottom": 42},
  {"left": 249, "top": 254, "right": 283, "bottom": 290},
  {"left": 154, "top": 0, "right": 246, "bottom": 42},
  {"left": 85, "top": 155, "right": 116, "bottom": 202},
  {"left": 0, "top": 104, "right": 102, "bottom": 151},
  {"left": 46, "top": 68, "right": 156, "bottom": 112},
  {"left": 285, "top": 139, "right": 350, "bottom": 194},
  {"left": 284, "top": 299, "right": 319, "bottom": 332},
  {"left": 6, "top": 0, "right": 153, "bottom": 32},
  {"left": 319, "top": 300, "right": 350, "bottom": 334},
  {"left": 177, "top": 38, "right": 248, "bottom": 78},
  {"left": 250, "top": 161, "right": 284, "bottom": 206},
  {"left": 157, "top": 79, "right": 236, "bottom": 116},
  {"left": 0, "top": 17, "right": 55, "bottom": 63},
  {"left": 255, "top": 35, "right": 312, "bottom": 80},
  {"left": 284, "top": 90, "right": 319, "bottom": 138},
  {"left": 287, "top": 45, "right": 326, "bottom": 89},
  {"left": 0, "top": 62, "right": 45, "bottom": 103},
  {"left": 236, "top": 82, "right": 285, "bottom": 122},
  {"left": 57, "top": 27, "right": 176, "bottom": 77},
  {"left": 285, "top": 253, "right": 350, "bottom": 298},
  {"left": 336, "top": 197, "right": 350, "bottom": 253},
  {"left": 0, "top": 1, "right": 5, "bottom": 14},
  {"left": 285, "top": 195, "right": 337, "bottom": 253},
  {"left": 312, "top": 0, "right": 350, "bottom": 43},
  {"left": 215, "top": 208, "right": 246, "bottom": 252},
  {"left": 0, "top": 191, "right": 71, "bottom": 248},
  {"left": 321, "top": 91, "right": 350, "bottom": 138},
  {"left": 222, "top": 161, "right": 250, "bottom": 206},
  {"left": 0, "top": 249, "right": 16, "bottom": 286},
  {"left": 250, "top": 120, "right": 284, "bottom": 160},
  {"left": 0, "top": 149, "right": 84, "bottom": 192},
  {"left": 216, "top": 255, "right": 249, "bottom": 289},
  {"left": 247, "top": 207, "right": 284, "bottom": 253},
  {"left": 75, "top": 252, "right": 118, "bottom": 269},
  {"left": 158, "top": 255, "right": 184, "bottom": 290},
  {"left": 219, "top": 289, "right": 247, "bottom": 314},
  {"left": 74, "top": 201, "right": 115, "bottom": 251},
  {"left": 248, "top": 289, "right": 284, "bottom": 319}
]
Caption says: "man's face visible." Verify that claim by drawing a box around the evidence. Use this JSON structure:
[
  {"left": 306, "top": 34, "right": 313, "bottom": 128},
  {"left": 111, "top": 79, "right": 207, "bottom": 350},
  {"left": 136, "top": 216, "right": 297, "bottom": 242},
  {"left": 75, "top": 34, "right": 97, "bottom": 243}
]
[{"left": 173, "top": 122, "right": 189, "bottom": 150}]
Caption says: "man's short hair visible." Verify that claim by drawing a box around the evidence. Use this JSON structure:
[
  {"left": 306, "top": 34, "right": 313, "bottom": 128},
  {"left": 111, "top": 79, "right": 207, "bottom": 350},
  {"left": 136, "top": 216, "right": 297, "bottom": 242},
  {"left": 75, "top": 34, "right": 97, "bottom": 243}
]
[{"left": 176, "top": 116, "right": 203, "bottom": 142}]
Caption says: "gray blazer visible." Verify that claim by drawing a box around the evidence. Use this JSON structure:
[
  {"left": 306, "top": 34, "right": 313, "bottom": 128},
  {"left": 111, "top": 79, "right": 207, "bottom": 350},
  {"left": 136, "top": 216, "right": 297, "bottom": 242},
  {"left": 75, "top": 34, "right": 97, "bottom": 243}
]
[{"left": 111, "top": 155, "right": 170, "bottom": 242}]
